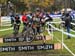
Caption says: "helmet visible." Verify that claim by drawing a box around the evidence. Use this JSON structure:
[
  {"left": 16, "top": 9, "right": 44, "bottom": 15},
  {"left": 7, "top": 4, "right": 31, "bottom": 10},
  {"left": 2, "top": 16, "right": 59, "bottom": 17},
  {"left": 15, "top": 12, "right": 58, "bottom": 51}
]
[
  {"left": 36, "top": 8, "right": 40, "bottom": 12},
  {"left": 8, "top": 1, "right": 11, "bottom": 4},
  {"left": 15, "top": 13, "right": 19, "bottom": 17}
]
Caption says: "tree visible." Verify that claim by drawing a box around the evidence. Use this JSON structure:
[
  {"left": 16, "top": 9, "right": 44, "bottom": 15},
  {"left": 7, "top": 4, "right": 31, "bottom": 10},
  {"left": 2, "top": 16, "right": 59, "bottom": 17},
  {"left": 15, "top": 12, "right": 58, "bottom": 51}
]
[{"left": 7, "top": 0, "right": 28, "bottom": 13}]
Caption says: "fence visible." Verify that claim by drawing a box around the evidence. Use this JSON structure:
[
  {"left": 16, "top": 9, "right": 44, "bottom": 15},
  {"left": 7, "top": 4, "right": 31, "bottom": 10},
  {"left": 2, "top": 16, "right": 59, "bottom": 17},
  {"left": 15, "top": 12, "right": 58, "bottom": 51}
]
[
  {"left": 0, "top": 16, "right": 22, "bottom": 27},
  {"left": 46, "top": 22, "right": 75, "bottom": 56}
]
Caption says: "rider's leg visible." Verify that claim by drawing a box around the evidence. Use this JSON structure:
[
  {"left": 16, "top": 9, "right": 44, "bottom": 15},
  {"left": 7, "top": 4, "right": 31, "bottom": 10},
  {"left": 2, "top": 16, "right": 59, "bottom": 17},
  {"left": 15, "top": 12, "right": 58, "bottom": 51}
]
[
  {"left": 13, "top": 24, "right": 16, "bottom": 33},
  {"left": 21, "top": 23, "right": 27, "bottom": 36},
  {"left": 18, "top": 25, "right": 20, "bottom": 32},
  {"left": 37, "top": 26, "right": 40, "bottom": 35},
  {"left": 43, "top": 35, "right": 46, "bottom": 44}
]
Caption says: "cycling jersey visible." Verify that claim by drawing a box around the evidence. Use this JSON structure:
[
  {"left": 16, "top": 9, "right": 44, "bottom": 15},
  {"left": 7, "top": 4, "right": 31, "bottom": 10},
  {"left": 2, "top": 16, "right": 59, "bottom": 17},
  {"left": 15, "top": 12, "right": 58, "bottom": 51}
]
[
  {"left": 22, "top": 15, "right": 28, "bottom": 23},
  {"left": 14, "top": 16, "right": 21, "bottom": 24}
]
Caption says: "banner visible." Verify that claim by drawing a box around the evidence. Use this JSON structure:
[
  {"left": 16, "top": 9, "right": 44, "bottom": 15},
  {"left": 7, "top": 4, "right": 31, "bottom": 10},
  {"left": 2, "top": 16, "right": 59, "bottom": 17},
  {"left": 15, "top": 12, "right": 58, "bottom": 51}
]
[
  {"left": 3, "top": 37, "right": 34, "bottom": 43},
  {"left": 50, "top": 14, "right": 62, "bottom": 19},
  {"left": 0, "top": 44, "right": 54, "bottom": 52},
  {"left": 0, "top": 36, "right": 48, "bottom": 43}
]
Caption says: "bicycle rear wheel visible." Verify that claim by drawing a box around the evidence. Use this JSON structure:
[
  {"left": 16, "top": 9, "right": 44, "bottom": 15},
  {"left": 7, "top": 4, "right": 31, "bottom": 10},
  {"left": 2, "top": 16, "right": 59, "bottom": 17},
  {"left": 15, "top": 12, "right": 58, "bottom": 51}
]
[
  {"left": 13, "top": 24, "right": 19, "bottom": 36},
  {"left": 23, "top": 27, "right": 34, "bottom": 42}
]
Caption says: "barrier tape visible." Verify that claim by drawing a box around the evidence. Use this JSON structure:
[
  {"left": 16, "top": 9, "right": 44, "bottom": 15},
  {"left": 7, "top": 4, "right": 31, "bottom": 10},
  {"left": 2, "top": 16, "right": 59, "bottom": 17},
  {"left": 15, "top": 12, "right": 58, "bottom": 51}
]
[
  {"left": 0, "top": 21, "right": 75, "bottom": 32},
  {"left": 0, "top": 28, "right": 13, "bottom": 32},
  {"left": 71, "top": 29, "right": 75, "bottom": 33},
  {"left": 46, "top": 23, "right": 75, "bottom": 56},
  {"left": 54, "top": 36, "right": 75, "bottom": 56},
  {"left": 71, "top": 22, "right": 75, "bottom": 26},
  {"left": 46, "top": 22, "right": 75, "bottom": 37},
  {"left": 49, "top": 21, "right": 75, "bottom": 26}
]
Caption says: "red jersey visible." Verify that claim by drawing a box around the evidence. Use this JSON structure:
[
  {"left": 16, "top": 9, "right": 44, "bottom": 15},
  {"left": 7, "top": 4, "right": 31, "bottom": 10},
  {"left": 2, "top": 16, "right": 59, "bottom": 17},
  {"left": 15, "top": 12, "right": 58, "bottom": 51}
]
[{"left": 22, "top": 15, "right": 28, "bottom": 22}]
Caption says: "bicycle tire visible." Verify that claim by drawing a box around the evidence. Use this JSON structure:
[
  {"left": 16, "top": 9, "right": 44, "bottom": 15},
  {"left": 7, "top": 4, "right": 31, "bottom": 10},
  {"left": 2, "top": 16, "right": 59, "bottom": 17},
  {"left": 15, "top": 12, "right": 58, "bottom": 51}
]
[
  {"left": 58, "top": 23, "right": 65, "bottom": 29},
  {"left": 22, "top": 27, "right": 34, "bottom": 42},
  {"left": 13, "top": 24, "right": 19, "bottom": 36},
  {"left": 71, "top": 25, "right": 75, "bottom": 30}
]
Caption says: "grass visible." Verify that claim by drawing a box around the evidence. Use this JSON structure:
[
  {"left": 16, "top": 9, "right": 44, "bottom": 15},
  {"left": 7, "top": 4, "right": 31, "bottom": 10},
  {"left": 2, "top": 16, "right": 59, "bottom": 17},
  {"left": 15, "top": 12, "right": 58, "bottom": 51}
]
[
  {"left": 0, "top": 25, "right": 23, "bottom": 37},
  {"left": 53, "top": 30, "right": 75, "bottom": 54},
  {"left": 0, "top": 29, "right": 72, "bottom": 56},
  {"left": 0, "top": 19, "right": 75, "bottom": 56},
  {"left": 0, "top": 26, "right": 11, "bottom": 30}
]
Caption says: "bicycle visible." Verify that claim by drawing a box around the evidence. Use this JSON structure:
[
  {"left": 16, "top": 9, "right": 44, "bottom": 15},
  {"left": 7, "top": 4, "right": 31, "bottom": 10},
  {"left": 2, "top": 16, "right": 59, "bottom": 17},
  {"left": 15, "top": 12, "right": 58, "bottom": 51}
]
[
  {"left": 13, "top": 22, "right": 20, "bottom": 37},
  {"left": 58, "top": 21, "right": 65, "bottom": 29},
  {"left": 71, "top": 20, "right": 75, "bottom": 30},
  {"left": 21, "top": 21, "right": 46, "bottom": 43},
  {"left": 22, "top": 22, "right": 35, "bottom": 42}
]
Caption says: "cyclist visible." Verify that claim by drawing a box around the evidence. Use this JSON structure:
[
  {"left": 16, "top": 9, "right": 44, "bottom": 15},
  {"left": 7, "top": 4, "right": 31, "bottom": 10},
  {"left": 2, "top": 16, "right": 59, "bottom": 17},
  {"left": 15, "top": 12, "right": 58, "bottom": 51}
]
[
  {"left": 13, "top": 14, "right": 21, "bottom": 35},
  {"left": 10, "top": 14, "right": 15, "bottom": 27},
  {"left": 33, "top": 8, "right": 42, "bottom": 35},
  {"left": 26, "top": 11, "right": 33, "bottom": 24},
  {"left": 21, "top": 11, "right": 28, "bottom": 35},
  {"left": 32, "top": 8, "right": 46, "bottom": 34}
]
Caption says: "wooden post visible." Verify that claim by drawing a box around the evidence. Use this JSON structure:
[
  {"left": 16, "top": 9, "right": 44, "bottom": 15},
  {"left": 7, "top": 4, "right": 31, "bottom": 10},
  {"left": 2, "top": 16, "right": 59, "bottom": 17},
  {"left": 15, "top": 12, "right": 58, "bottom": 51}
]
[
  {"left": 54, "top": 43, "right": 62, "bottom": 50},
  {"left": 0, "top": 38, "right": 3, "bottom": 43}
]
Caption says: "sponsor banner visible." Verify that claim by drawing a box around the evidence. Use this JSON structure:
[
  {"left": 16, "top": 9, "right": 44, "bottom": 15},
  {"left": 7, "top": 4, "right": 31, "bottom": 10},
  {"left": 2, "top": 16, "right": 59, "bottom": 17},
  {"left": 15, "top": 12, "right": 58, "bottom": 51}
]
[
  {"left": 0, "top": 35, "right": 51, "bottom": 43},
  {"left": 49, "top": 14, "right": 62, "bottom": 19},
  {"left": 50, "top": 14, "right": 62, "bottom": 18},
  {"left": 0, "top": 44, "right": 54, "bottom": 52},
  {"left": 3, "top": 37, "right": 33, "bottom": 43},
  {"left": 0, "top": 36, "right": 46, "bottom": 43}
]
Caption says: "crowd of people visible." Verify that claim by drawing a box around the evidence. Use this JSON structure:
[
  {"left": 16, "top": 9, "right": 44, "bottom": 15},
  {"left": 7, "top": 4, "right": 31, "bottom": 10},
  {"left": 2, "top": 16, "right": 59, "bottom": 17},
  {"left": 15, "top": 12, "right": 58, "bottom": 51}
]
[
  {"left": 10, "top": 8, "right": 53, "bottom": 37},
  {"left": 10, "top": 8, "right": 75, "bottom": 39}
]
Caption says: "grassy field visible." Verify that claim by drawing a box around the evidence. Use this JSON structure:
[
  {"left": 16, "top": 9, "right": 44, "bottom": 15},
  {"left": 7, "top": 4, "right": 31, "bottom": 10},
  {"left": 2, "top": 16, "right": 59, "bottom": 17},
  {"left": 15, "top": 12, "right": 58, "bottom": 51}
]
[{"left": 0, "top": 20, "right": 75, "bottom": 56}]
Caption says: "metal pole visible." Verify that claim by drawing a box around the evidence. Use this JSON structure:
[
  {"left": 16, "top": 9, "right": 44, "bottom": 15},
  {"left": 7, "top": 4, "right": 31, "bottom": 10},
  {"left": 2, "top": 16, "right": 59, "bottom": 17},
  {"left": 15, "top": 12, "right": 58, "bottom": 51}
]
[
  {"left": 0, "top": 4, "right": 2, "bottom": 27},
  {"left": 48, "top": 24, "right": 53, "bottom": 40},
  {"left": 62, "top": 27, "right": 64, "bottom": 50},
  {"left": 64, "top": 0, "right": 67, "bottom": 13},
  {"left": 51, "top": 27, "right": 53, "bottom": 40}
]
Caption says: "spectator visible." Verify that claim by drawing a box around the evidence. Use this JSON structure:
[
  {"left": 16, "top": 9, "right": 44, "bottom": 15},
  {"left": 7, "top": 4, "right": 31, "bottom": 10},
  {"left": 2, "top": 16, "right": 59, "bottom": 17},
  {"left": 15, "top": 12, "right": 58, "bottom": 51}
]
[
  {"left": 65, "top": 13, "right": 72, "bottom": 39},
  {"left": 10, "top": 14, "right": 15, "bottom": 27}
]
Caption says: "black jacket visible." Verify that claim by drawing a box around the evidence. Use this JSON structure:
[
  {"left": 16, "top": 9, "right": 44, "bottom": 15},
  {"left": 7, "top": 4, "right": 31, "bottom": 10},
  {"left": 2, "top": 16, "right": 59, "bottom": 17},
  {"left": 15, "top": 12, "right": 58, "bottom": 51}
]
[{"left": 65, "top": 16, "right": 72, "bottom": 27}]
